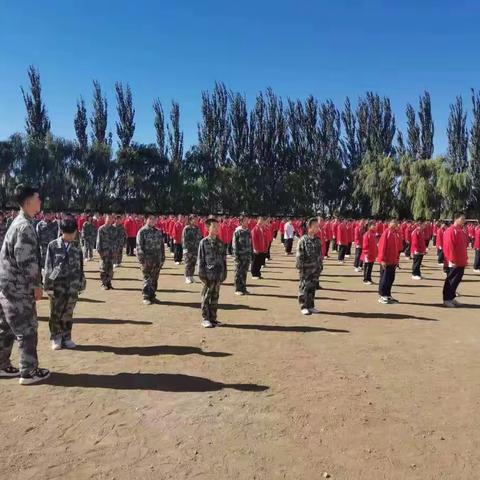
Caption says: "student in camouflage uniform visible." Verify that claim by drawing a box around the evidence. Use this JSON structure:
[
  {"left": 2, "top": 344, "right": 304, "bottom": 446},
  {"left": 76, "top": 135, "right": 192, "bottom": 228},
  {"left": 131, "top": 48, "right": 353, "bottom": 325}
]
[
  {"left": 44, "top": 218, "right": 86, "bottom": 350},
  {"left": 0, "top": 211, "right": 7, "bottom": 248},
  {"left": 36, "top": 213, "right": 59, "bottom": 269},
  {"left": 0, "top": 185, "right": 50, "bottom": 385},
  {"left": 113, "top": 215, "right": 126, "bottom": 267},
  {"left": 81, "top": 214, "right": 96, "bottom": 261},
  {"left": 198, "top": 217, "right": 227, "bottom": 328},
  {"left": 182, "top": 215, "right": 202, "bottom": 284},
  {"left": 96, "top": 214, "right": 116, "bottom": 290},
  {"left": 136, "top": 214, "right": 165, "bottom": 305},
  {"left": 296, "top": 217, "right": 323, "bottom": 316},
  {"left": 233, "top": 215, "right": 252, "bottom": 296}
]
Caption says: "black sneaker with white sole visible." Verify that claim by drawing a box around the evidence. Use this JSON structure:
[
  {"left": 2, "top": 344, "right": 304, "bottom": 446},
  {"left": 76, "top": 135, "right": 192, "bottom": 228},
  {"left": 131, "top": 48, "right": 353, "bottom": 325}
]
[
  {"left": 0, "top": 365, "right": 20, "bottom": 378},
  {"left": 19, "top": 368, "right": 50, "bottom": 385}
]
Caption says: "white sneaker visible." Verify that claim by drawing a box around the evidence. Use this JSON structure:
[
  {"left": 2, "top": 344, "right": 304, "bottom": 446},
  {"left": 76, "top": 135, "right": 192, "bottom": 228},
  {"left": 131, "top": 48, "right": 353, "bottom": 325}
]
[
  {"left": 378, "top": 296, "right": 391, "bottom": 304},
  {"left": 345, "top": 255, "right": 350, "bottom": 258},
  {"left": 175, "top": 261, "right": 180, "bottom": 265},
  {"left": 51, "top": 338, "right": 62, "bottom": 350},
  {"left": 143, "top": 299, "right": 152, "bottom": 305},
  {"left": 309, "top": 308, "right": 321, "bottom": 314},
  {"left": 301, "top": 308, "right": 311, "bottom": 315},
  {"left": 363, "top": 280, "right": 373, "bottom": 285},
  {"left": 0, "top": 365, "right": 20, "bottom": 377},
  {"left": 443, "top": 300, "right": 457, "bottom": 308},
  {"left": 63, "top": 339, "right": 77, "bottom": 349},
  {"left": 201, "top": 319, "right": 214, "bottom": 328},
  {"left": 185, "top": 278, "right": 193, "bottom": 284},
  {"left": 473, "top": 269, "right": 480, "bottom": 273},
  {"left": 234, "top": 291, "right": 245, "bottom": 296},
  {"left": 19, "top": 368, "right": 50, "bottom": 385},
  {"left": 252, "top": 276, "right": 261, "bottom": 280},
  {"left": 452, "top": 299, "right": 461, "bottom": 306},
  {"left": 412, "top": 275, "right": 422, "bottom": 280}
]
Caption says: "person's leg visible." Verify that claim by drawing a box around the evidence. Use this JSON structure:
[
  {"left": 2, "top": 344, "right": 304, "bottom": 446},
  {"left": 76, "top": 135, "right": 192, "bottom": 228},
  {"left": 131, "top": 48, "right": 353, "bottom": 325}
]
[
  {"left": 325, "top": 240, "right": 330, "bottom": 257},
  {"left": 49, "top": 293, "right": 68, "bottom": 341},
  {"left": 378, "top": 266, "right": 386, "bottom": 297},
  {"left": 450, "top": 267, "right": 465, "bottom": 298},
  {"left": 234, "top": 259, "right": 242, "bottom": 292},
  {"left": 367, "top": 262, "right": 374, "bottom": 282},
  {"left": 201, "top": 280, "right": 213, "bottom": 321},
  {"left": 241, "top": 258, "right": 250, "bottom": 292},
  {"left": 412, "top": 254, "right": 421, "bottom": 276},
  {"left": 210, "top": 282, "right": 221, "bottom": 323},
  {"left": 306, "top": 275, "right": 317, "bottom": 309},
  {"left": 298, "top": 276, "right": 307, "bottom": 310},
  {"left": 354, "top": 248, "right": 361, "bottom": 268},
  {"left": 474, "top": 250, "right": 480, "bottom": 270},
  {"left": 0, "top": 300, "right": 15, "bottom": 371},
  {"left": 61, "top": 294, "right": 78, "bottom": 342},
  {"left": 443, "top": 268, "right": 455, "bottom": 301},
  {"left": 0, "top": 293, "right": 38, "bottom": 376},
  {"left": 338, "top": 245, "right": 346, "bottom": 261},
  {"left": 152, "top": 263, "right": 161, "bottom": 299},
  {"left": 387, "top": 265, "right": 396, "bottom": 297},
  {"left": 141, "top": 262, "right": 155, "bottom": 301}
]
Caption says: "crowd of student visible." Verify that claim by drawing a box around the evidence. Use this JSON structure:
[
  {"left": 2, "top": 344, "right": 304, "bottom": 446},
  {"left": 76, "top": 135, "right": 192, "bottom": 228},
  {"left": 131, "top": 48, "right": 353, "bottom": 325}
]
[{"left": 0, "top": 185, "right": 479, "bottom": 385}]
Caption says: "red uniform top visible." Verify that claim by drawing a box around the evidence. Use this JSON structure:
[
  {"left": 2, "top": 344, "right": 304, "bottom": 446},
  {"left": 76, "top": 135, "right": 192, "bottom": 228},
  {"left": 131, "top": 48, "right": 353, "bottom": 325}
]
[
  {"left": 436, "top": 227, "right": 445, "bottom": 249},
  {"left": 323, "top": 222, "right": 332, "bottom": 241},
  {"left": 354, "top": 225, "right": 364, "bottom": 247},
  {"left": 77, "top": 215, "right": 86, "bottom": 232},
  {"left": 376, "top": 228, "right": 400, "bottom": 265},
  {"left": 124, "top": 217, "right": 138, "bottom": 238},
  {"left": 376, "top": 222, "right": 384, "bottom": 236},
  {"left": 336, "top": 223, "right": 348, "bottom": 246},
  {"left": 443, "top": 225, "right": 469, "bottom": 267},
  {"left": 361, "top": 230, "right": 378, "bottom": 262},
  {"left": 252, "top": 225, "right": 266, "bottom": 253},
  {"left": 263, "top": 224, "right": 273, "bottom": 245},
  {"left": 467, "top": 224, "right": 475, "bottom": 239},
  {"left": 411, "top": 227, "right": 426, "bottom": 255},
  {"left": 173, "top": 221, "right": 184, "bottom": 244},
  {"left": 475, "top": 227, "right": 480, "bottom": 249}
]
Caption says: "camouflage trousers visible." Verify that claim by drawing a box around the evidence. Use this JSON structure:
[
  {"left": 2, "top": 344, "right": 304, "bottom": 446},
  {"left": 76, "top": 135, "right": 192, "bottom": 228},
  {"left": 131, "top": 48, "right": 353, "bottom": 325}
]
[
  {"left": 141, "top": 261, "right": 161, "bottom": 300},
  {"left": 234, "top": 257, "right": 250, "bottom": 293},
  {"left": 0, "top": 292, "right": 39, "bottom": 376},
  {"left": 114, "top": 249, "right": 123, "bottom": 265},
  {"left": 184, "top": 252, "right": 197, "bottom": 277},
  {"left": 49, "top": 291, "right": 78, "bottom": 340},
  {"left": 83, "top": 239, "right": 95, "bottom": 259},
  {"left": 201, "top": 280, "right": 221, "bottom": 322},
  {"left": 298, "top": 271, "right": 320, "bottom": 310},
  {"left": 100, "top": 256, "right": 114, "bottom": 286}
]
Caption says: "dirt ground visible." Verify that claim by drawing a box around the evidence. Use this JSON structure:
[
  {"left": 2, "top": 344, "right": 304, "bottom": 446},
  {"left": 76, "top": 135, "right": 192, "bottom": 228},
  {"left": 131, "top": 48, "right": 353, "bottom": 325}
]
[{"left": 1, "top": 239, "right": 480, "bottom": 480}]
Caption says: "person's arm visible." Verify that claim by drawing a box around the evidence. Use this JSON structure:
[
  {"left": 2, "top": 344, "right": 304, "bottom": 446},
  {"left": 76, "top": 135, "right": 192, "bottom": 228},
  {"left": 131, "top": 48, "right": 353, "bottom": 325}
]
[
  {"left": 159, "top": 233, "right": 165, "bottom": 268},
  {"left": 15, "top": 225, "right": 42, "bottom": 293},
  {"left": 43, "top": 242, "right": 54, "bottom": 294},
  {"left": 296, "top": 238, "right": 305, "bottom": 271},
  {"left": 198, "top": 241, "right": 206, "bottom": 281},
  {"left": 136, "top": 230, "right": 145, "bottom": 263}
]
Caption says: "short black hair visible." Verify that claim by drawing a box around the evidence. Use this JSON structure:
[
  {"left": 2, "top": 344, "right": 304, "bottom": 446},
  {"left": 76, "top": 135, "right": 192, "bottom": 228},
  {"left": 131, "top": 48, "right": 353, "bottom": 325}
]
[
  {"left": 15, "top": 184, "right": 39, "bottom": 207},
  {"left": 307, "top": 217, "right": 318, "bottom": 228},
  {"left": 453, "top": 211, "right": 465, "bottom": 221},
  {"left": 60, "top": 218, "right": 78, "bottom": 234},
  {"left": 205, "top": 217, "right": 218, "bottom": 227}
]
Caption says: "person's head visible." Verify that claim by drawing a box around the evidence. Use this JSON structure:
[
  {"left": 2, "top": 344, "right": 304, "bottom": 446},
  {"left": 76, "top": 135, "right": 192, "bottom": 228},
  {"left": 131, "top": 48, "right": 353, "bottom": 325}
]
[
  {"left": 105, "top": 214, "right": 114, "bottom": 225},
  {"left": 257, "top": 216, "right": 264, "bottom": 226},
  {"left": 15, "top": 184, "right": 41, "bottom": 217},
  {"left": 389, "top": 219, "right": 398, "bottom": 230},
  {"left": 239, "top": 215, "right": 248, "bottom": 228},
  {"left": 205, "top": 217, "right": 219, "bottom": 236},
  {"left": 453, "top": 211, "right": 466, "bottom": 227},
  {"left": 146, "top": 213, "right": 156, "bottom": 227},
  {"left": 188, "top": 214, "right": 197, "bottom": 226},
  {"left": 367, "top": 220, "right": 376, "bottom": 231},
  {"left": 177, "top": 214, "right": 183, "bottom": 222},
  {"left": 60, "top": 218, "right": 78, "bottom": 242},
  {"left": 307, "top": 217, "right": 319, "bottom": 235},
  {"left": 317, "top": 216, "right": 325, "bottom": 227}
]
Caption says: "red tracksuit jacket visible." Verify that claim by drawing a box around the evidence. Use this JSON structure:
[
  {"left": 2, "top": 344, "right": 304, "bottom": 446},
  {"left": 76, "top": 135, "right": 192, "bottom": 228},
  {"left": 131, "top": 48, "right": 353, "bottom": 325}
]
[
  {"left": 411, "top": 228, "right": 426, "bottom": 255},
  {"left": 376, "top": 228, "right": 400, "bottom": 265},
  {"left": 443, "top": 225, "right": 468, "bottom": 267},
  {"left": 361, "top": 230, "right": 378, "bottom": 263}
]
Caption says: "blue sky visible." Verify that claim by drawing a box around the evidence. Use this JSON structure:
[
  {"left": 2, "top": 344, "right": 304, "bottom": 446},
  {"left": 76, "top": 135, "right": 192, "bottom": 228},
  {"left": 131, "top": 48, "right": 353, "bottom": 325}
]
[{"left": 1, "top": 0, "right": 479, "bottom": 154}]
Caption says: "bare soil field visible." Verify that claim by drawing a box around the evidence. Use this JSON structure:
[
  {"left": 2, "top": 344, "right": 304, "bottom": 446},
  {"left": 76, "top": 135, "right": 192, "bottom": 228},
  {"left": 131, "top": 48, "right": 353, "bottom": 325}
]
[{"left": 1, "top": 241, "right": 480, "bottom": 480}]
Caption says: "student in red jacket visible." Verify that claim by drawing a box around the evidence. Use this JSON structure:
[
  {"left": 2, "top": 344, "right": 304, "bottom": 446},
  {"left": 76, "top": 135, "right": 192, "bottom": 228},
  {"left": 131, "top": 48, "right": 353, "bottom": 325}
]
[
  {"left": 336, "top": 220, "right": 348, "bottom": 263},
  {"left": 376, "top": 219, "right": 400, "bottom": 304},
  {"left": 411, "top": 220, "right": 426, "bottom": 280},
  {"left": 173, "top": 214, "right": 184, "bottom": 264},
  {"left": 474, "top": 222, "right": 480, "bottom": 272},
  {"left": 124, "top": 214, "right": 138, "bottom": 256},
  {"left": 251, "top": 217, "right": 266, "bottom": 279},
  {"left": 353, "top": 220, "right": 366, "bottom": 272},
  {"left": 361, "top": 221, "right": 378, "bottom": 284},
  {"left": 442, "top": 212, "right": 468, "bottom": 307}
]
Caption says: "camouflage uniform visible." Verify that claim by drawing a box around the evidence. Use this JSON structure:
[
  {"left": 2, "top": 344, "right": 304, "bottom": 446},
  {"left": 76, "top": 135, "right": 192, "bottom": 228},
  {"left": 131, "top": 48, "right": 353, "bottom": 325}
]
[
  {"left": 232, "top": 226, "right": 252, "bottom": 293},
  {"left": 113, "top": 224, "right": 126, "bottom": 266},
  {"left": 81, "top": 220, "right": 96, "bottom": 260},
  {"left": 96, "top": 224, "right": 116, "bottom": 287},
  {"left": 0, "top": 211, "right": 42, "bottom": 376},
  {"left": 136, "top": 224, "right": 165, "bottom": 301},
  {"left": 44, "top": 238, "right": 86, "bottom": 341},
  {"left": 0, "top": 220, "right": 6, "bottom": 249},
  {"left": 182, "top": 224, "right": 202, "bottom": 278},
  {"left": 198, "top": 236, "right": 227, "bottom": 322},
  {"left": 296, "top": 234, "right": 323, "bottom": 310},
  {"left": 36, "top": 220, "right": 59, "bottom": 269}
]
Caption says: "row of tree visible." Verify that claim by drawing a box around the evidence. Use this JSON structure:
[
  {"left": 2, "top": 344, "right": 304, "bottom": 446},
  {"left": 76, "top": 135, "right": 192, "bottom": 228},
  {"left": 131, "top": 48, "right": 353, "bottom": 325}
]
[{"left": 0, "top": 66, "right": 479, "bottom": 219}]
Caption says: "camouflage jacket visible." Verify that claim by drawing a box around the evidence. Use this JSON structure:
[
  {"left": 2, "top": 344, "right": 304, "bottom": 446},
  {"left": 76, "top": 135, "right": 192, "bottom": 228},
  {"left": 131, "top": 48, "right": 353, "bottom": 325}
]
[
  {"left": 232, "top": 226, "right": 252, "bottom": 259},
  {"left": 198, "top": 236, "right": 227, "bottom": 282},
  {"left": 136, "top": 225, "right": 165, "bottom": 265},
  {"left": 36, "top": 220, "right": 59, "bottom": 253},
  {"left": 96, "top": 224, "right": 116, "bottom": 257},
  {"left": 43, "top": 237, "right": 86, "bottom": 293},
  {"left": 182, "top": 225, "right": 202, "bottom": 254},
  {"left": 0, "top": 211, "right": 42, "bottom": 297},
  {"left": 81, "top": 221, "right": 97, "bottom": 242},
  {"left": 296, "top": 234, "right": 323, "bottom": 274},
  {"left": 0, "top": 221, "right": 6, "bottom": 249},
  {"left": 113, "top": 225, "right": 127, "bottom": 250}
]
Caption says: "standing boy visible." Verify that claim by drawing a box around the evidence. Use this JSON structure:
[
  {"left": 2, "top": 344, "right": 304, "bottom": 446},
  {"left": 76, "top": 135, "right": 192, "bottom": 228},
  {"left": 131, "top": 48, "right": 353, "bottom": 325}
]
[
  {"left": 96, "top": 214, "right": 116, "bottom": 290},
  {"left": 233, "top": 215, "right": 252, "bottom": 295},
  {"left": 296, "top": 217, "right": 323, "bottom": 315},
  {"left": 198, "top": 218, "right": 227, "bottom": 328},
  {"left": 411, "top": 220, "right": 426, "bottom": 280},
  {"left": 251, "top": 217, "right": 266, "bottom": 279},
  {"left": 44, "top": 218, "right": 86, "bottom": 350},
  {"left": 182, "top": 215, "right": 203, "bottom": 284},
  {"left": 136, "top": 214, "right": 165, "bottom": 305},
  {"left": 361, "top": 221, "right": 378, "bottom": 285},
  {"left": 377, "top": 219, "right": 400, "bottom": 305}
]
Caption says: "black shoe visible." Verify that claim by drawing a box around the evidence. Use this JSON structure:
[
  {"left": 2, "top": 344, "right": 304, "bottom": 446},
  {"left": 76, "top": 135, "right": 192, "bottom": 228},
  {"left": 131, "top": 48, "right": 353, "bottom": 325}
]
[
  {"left": 108, "top": 284, "right": 114, "bottom": 290},
  {"left": 0, "top": 365, "right": 20, "bottom": 378},
  {"left": 19, "top": 368, "right": 50, "bottom": 385},
  {"left": 211, "top": 319, "right": 222, "bottom": 327}
]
